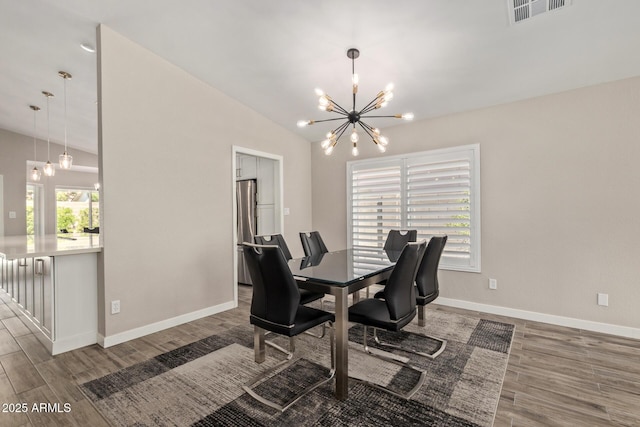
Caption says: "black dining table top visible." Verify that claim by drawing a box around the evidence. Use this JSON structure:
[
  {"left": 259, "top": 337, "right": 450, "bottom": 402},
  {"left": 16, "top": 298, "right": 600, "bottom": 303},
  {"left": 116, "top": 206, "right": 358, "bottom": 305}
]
[{"left": 288, "top": 247, "right": 400, "bottom": 287}]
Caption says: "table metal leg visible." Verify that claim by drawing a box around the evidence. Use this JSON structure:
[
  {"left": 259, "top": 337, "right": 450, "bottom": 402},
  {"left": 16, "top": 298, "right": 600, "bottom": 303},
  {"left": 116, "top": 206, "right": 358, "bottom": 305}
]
[{"left": 334, "top": 287, "right": 349, "bottom": 400}]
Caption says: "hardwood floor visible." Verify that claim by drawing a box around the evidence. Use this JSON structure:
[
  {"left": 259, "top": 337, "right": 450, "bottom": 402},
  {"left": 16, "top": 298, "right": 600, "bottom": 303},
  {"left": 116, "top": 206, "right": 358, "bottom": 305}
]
[{"left": 0, "top": 285, "right": 638, "bottom": 426}]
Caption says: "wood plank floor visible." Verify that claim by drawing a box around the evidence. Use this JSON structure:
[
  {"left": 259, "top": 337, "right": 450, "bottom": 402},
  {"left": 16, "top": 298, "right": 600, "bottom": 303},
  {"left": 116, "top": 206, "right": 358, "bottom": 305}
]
[{"left": 0, "top": 285, "right": 638, "bottom": 426}]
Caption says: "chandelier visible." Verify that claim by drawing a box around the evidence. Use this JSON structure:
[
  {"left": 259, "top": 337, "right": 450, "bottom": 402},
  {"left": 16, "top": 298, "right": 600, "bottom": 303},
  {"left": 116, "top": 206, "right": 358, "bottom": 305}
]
[{"left": 297, "top": 48, "right": 413, "bottom": 156}]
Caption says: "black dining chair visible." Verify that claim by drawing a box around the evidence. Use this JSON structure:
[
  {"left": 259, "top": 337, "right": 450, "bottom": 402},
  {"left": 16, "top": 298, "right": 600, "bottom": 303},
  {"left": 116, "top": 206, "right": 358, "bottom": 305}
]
[
  {"left": 254, "top": 234, "right": 325, "bottom": 308},
  {"left": 415, "top": 235, "right": 447, "bottom": 328},
  {"left": 299, "top": 231, "right": 328, "bottom": 257},
  {"left": 366, "top": 229, "right": 417, "bottom": 297},
  {"left": 83, "top": 227, "right": 99, "bottom": 234},
  {"left": 242, "top": 243, "right": 335, "bottom": 412},
  {"left": 374, "top": 235, "right": 448, "bottom": 359},
  {"left": 383, "top": 229, "right": 417, "bottom": 251},
  {"left": 254, "top": 234, "right": 293, "bottom": 260},
  {"left": 348, "top": 240, "right": 427, "bottom": 398}
]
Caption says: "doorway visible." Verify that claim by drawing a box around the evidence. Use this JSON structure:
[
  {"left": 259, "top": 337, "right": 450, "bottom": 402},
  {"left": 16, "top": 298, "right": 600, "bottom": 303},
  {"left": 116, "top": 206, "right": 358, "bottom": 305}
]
[{"left": 232, "top": 147, "right": 283, "bottom": 303}]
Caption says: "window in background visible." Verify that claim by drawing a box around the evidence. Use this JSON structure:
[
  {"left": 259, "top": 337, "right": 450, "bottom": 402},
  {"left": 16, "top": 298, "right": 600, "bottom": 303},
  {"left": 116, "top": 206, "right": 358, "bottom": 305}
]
[
  {"left": 26, "top": 184, "right": 44, "bottom": 236},
  {"left": 348, "top": 144, "right": 481, "bottom": 272},
  {"left": 55, "top": 188, "right": 99, "bottom": 233}
]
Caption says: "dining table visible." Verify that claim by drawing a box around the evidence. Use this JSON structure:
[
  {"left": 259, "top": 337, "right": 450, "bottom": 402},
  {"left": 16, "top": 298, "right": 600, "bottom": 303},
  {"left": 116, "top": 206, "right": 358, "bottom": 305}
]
[{"left": 288, "top": 246, "right": 400, "bottom": 400}]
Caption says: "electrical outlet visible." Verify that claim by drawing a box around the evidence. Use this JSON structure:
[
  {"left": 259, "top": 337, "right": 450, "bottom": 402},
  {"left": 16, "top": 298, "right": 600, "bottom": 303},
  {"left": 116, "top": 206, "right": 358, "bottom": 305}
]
[
  {"left": 489, "top": 278, "right": 497, "bottom": 290},
  {"left": 597, "top": 293, "right": 609, "bottom": 307},
  {"left": 111, "top": 300, "right": 121, "bottom": 314}
]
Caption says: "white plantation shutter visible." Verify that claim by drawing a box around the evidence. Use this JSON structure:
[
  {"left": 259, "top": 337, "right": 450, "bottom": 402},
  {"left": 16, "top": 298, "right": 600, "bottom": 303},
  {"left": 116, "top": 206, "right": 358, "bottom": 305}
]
[
  {"left": 350, "top": 160, "right": 402, "bottom": 248},
  {"left": 348, "top": 144, "right": 481, "bottom": 272}
]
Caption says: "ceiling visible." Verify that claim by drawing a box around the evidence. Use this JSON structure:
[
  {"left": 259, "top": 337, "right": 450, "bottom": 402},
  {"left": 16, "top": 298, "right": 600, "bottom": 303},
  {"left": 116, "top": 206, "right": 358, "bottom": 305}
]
[{"left": 2, "top": 0, "right": 640, "bottom": 155}]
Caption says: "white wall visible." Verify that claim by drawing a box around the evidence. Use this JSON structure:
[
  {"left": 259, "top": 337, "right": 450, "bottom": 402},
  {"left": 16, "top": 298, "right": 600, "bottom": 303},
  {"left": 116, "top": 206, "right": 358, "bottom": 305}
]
[
  {"left": 312, "top": 75, "right": 640, "bottom": 333},
  {"left": 97, "top": 25, "right": 312, "bottom": 339}
]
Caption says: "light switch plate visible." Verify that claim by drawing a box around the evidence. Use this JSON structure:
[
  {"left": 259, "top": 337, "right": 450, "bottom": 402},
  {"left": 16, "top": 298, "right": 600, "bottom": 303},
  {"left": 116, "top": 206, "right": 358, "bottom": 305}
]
[{"left": 597, "top": 293, "right": 609, "bottom": 307}]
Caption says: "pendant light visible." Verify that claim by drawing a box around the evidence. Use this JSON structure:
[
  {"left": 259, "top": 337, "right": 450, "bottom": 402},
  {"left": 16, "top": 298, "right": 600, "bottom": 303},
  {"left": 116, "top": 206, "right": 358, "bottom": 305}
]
[
  {"left": 42, "top": 90, "right": 55, "bottom": 177},
  {"left": 58, "top": 71, "right": 73, "bottom": 169},
  {"left": 30, "top": 105, "right": 41, "bottom": 182}
]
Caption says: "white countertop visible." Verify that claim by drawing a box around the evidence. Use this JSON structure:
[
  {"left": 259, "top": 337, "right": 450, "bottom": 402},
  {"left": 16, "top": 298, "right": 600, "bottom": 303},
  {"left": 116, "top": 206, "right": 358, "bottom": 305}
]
[{"left": 0, "top": 234, "right": 102, "bottom": 259}]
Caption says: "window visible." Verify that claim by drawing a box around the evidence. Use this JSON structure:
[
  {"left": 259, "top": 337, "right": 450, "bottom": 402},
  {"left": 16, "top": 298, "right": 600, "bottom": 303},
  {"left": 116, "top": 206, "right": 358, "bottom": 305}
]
[
  {"left": 348, "top": 144, "right": 481, "bottom": 272},
  {"left": 26, "top": 184, "right": 44, "bottom": 236},
  {"left": 56, "top": 188, "right": 100, "bottom": 233}
]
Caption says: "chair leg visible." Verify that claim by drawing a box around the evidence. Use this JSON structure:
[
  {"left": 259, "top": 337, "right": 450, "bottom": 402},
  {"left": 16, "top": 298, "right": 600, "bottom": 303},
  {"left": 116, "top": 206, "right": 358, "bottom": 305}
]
[
  {"left": 254, "top": 326, "right": 265, "bottom": 363},
  {"left": 244, "top": 321, "right": 336, "bottom": 412},
  {"left": 304, "top": 299, "right": 327, "bottom": 339},
  {"left": 372, "top": 327, "right": 447, "bottom": 360},
  {"left": 356, "top": 326, "right": 426, "bottom": 399},
  {"left": 418, "top": 305, "right": 426, "bottom": 327}
]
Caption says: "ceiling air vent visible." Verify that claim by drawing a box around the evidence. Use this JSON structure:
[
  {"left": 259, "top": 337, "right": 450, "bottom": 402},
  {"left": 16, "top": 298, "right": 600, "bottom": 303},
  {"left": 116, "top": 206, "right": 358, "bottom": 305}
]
[{"left": 509, "top": 0, "right": 571, "bottom": 24}]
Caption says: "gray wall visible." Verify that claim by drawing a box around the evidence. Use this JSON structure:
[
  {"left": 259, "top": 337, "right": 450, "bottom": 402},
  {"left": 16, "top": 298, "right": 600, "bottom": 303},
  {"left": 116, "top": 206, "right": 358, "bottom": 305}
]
[
  {"left": 0, "top": 127, "right": 98, "bottom": 236},
  {"left": 312, "top": 75, "right": 640, "bottom": 332},
  {"left": 97, "top": 25, "right": 313, "bottom": 339}
]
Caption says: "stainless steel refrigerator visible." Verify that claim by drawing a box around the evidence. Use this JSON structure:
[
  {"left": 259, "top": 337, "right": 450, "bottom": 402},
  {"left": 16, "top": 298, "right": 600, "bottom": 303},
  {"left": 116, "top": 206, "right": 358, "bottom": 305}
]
[{"left": 237, "top": 179, "right": 257, "bottom": 285}]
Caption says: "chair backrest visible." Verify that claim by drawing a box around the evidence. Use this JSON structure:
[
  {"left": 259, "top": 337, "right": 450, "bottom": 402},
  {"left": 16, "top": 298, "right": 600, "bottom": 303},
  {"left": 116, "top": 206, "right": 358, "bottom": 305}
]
[
  {"left": 83, "top": 227, "right": 99, "bottom": 234},
  {"left": 383, "top": 240, "right": 427, "bottom": 320},
  {"left": 415, "top": 236, "right": 448, "bottom": 298},
  {"left": 254, "top": 234, "right": 292, "bottom": 260},
  {"left": 299, "top": 231, "right": 329, "bottom": 257},
  {"left": 383, "top": 229, "right": 417, "bottom": 251},
  {"left": 243, "top": 243, "right": 300, "bottom": 327}
]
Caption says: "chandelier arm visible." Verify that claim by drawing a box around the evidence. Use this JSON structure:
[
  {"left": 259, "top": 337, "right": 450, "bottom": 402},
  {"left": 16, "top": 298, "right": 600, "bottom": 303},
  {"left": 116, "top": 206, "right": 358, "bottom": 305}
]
[
  {"left": 333, "top": 121, "right": 351, "bottom": 142},
  {"left": 329, "top": 100, "right": 351, "bottom": 116},
  {"left": 360, "top": 114, "right": 402, "bottom": 119},
  {"left": 357, "top": 121, "right": 376, "bottom": 140},
  {"left": 311, "top": 117, "right": 351, "bottom": 124},
  {"left": 333, "top": 120, "right": 351, "bottom": 135},
  {"left": 359, "top": 97, "right": 383, "bottom": 115}
]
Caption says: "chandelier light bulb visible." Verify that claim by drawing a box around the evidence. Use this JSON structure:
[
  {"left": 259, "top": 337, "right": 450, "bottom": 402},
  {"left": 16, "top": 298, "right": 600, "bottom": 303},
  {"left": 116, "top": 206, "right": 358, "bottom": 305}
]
[
  {"left": 321, "top": 138, "right": 331, "bottom": 149},
  {"left": 377, "top": 143, "right": 387, "bottom": 153},
  {"left": 325, "top": 145, "right": 334, "bottom": 155},
  {"left": 352, "top": 143, "right": 359, "bottom": 157},
  {"left": 297, "top": 120, "right": 310, "bottom": 128},
  {"left": 318, "top": 95, "right": 330, "bottom": 107},
  {"left": 385, "top": 82, "right": 395, "bottom": 92},
  {"left": 314, "top": 88, "right": 325, "bottom": 97},
  {"left": 350, "top": 128, "right": 359, "bottom": 143},
  {"left": 401, "top": 112, "right": 414, "bottom": 120},
  {"left": 378, "top": 135, "right": 389, "bottom": 146}
]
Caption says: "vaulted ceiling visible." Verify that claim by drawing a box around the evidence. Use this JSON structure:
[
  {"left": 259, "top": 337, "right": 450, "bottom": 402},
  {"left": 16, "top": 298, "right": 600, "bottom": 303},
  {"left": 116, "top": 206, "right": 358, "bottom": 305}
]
[{"left": 2, "top": 0, "right": 640, "bottom": 155}]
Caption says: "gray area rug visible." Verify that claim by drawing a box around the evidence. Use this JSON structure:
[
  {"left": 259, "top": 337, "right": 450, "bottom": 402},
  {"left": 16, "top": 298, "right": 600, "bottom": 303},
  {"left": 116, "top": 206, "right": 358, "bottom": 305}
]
[{"left": 81, "top": 310, "right": 514, "bottom": 426}]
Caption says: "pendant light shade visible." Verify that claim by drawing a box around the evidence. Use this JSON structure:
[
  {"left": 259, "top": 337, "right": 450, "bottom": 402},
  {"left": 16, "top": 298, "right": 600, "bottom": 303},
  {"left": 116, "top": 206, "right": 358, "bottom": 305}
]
[
  {"left": 42, "top": 90, "right": 55, "bottom": 177},
  {"left": 58, "top": 71, "right": 73, "bottom": 169},
  {"left": 30, "top": 105, "right": 41, "bottom": 182}
]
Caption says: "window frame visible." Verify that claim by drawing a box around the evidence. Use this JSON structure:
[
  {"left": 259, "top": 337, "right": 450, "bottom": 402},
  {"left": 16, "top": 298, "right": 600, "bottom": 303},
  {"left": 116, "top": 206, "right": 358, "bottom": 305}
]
[{"left": 347, "top": 143, "right": 481, "bottom": 273}]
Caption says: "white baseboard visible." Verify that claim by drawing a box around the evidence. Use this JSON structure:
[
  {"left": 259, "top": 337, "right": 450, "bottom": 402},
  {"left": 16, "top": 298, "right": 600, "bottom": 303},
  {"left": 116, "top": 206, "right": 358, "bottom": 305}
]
[
  {"left": 98, "top": 300, "right": 237, "bottom": 348},
  {"left": 436, "top": 297, "right": 640, "bottom": 339},
  {"left": 51, "top": 331, "right": 99, "bottom": 355}
]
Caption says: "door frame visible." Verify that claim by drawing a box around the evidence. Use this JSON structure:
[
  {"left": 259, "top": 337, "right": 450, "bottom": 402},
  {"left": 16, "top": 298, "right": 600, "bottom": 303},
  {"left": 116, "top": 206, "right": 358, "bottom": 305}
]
[{"left": 231, "top": 146, "right": 284, "bottom": 305}]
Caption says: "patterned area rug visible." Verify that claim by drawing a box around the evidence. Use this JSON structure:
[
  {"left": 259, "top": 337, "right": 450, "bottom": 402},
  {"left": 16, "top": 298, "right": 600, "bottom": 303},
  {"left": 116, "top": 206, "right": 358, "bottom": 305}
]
[{"left": 80, "top": 310, "right": 514, "bottom": 426}]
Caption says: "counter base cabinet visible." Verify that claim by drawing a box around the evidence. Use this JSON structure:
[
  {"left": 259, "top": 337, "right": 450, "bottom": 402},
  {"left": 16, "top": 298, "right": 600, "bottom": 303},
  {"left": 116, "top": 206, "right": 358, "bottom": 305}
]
[{"left": 0, "top": 253, "right": 97, "bottom": 355}]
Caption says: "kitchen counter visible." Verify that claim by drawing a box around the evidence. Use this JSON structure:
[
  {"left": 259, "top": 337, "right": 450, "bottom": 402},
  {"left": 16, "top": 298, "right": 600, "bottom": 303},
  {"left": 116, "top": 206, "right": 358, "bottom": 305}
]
[
  {"left": 0, "top": 233, "right": 101, "bottom": 355},
  {"left": 0, "top": 233, "right": 102, "bottom": 259}
]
